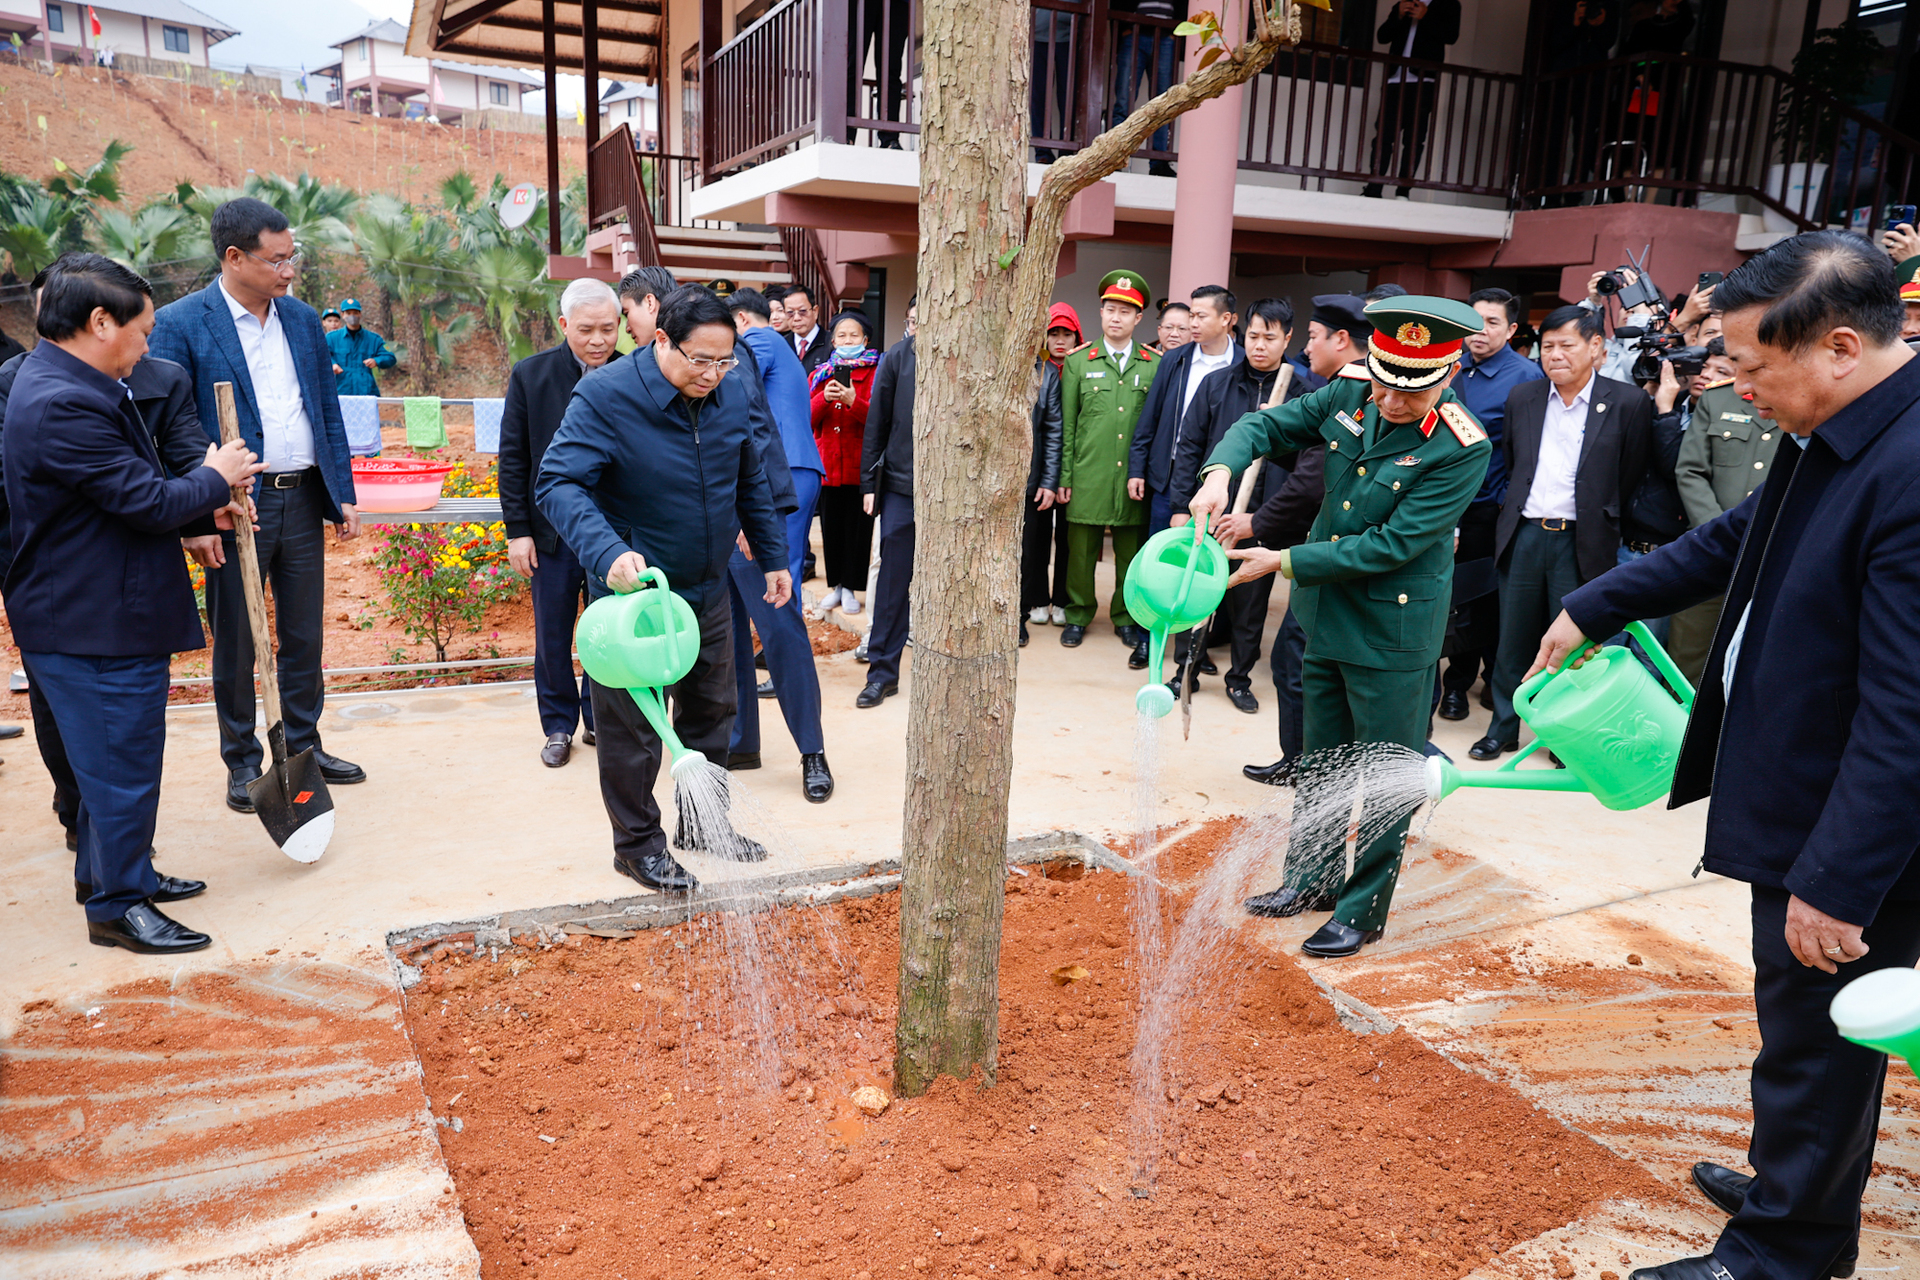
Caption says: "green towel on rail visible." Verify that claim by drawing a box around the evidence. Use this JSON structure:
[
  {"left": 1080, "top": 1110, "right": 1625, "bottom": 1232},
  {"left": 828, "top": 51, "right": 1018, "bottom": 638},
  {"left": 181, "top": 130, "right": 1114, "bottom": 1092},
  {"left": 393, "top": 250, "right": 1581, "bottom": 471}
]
[{"left": 403, "top": 397, "right": 447, "bottom": 450}]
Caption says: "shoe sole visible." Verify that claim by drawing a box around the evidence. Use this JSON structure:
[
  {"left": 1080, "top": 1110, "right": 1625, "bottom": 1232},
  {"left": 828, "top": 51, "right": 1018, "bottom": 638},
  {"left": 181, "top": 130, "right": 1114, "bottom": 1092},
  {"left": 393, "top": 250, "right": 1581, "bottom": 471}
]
[
  {"left": 76, "top": 886, "right": 205, "bottom": 905},
  {"left": 804, "top": 785, "right": 834, "bottom": 804},
  {"left": 612, "top": 863, "right": 696, "bottom": 893},
  {"left": 227, "top": 796, "right": 256, "bottom": 814},
  {"left": 1300, "top": 929, "right": 1384, "bottom": 958},
  {"left": 89, "top": 932, "right": 211, "bottom": 954},
  {"left": 319, "top": 773, "right": 366, "bottom": 785},
  {"left": 856, "top": 687, "right": 899, "bottom": 708},
  {"left": 542, "top": 756, "right": 570, "bottom": 768}
]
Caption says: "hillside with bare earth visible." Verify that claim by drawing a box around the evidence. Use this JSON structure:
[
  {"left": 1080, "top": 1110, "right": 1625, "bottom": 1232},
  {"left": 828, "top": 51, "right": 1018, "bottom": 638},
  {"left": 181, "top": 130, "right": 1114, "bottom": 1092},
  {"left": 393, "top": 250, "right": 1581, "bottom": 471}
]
[{"left": 0, "top": 58, "right": 579, "bottom": 206}]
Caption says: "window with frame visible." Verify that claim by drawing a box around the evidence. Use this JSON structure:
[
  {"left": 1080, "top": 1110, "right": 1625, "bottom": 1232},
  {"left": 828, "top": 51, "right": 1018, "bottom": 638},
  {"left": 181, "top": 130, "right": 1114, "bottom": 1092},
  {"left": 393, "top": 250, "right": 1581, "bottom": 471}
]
[
  {"left": 489, "top": 80, "right": 509, "bottom": 105},
  {"left": 45, "top": 4, "right": 63, "bottom": 32},
  {"left": 162, "top": 24, "right": 190, "bottom": 53}
]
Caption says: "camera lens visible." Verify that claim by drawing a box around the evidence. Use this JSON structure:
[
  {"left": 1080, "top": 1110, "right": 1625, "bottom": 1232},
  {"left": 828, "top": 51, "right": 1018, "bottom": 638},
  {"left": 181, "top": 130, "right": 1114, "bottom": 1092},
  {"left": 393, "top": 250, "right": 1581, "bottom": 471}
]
[{"left": 1595, "top": 273, "right": 1623, "bottom": 296}]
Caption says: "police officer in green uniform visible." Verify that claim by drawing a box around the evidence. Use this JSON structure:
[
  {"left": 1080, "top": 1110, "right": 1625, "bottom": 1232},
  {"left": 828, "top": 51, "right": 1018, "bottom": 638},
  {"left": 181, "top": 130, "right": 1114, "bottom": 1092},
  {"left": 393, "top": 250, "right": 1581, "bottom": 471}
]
[
  {"left": 1189, "top": 296, "right": 1492, "bottom": 958},
  {"left": 1058, "top": 270, "right": 1160, "bottom": 649},
  {"left": 1667, "top": 367, "right": 1781, "bottom": 683}
]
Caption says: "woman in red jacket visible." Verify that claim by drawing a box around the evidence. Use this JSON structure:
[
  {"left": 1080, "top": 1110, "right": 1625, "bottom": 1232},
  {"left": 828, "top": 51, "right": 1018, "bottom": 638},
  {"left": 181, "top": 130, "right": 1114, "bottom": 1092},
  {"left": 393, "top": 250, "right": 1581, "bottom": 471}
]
[{"left": 808, "top": 310, "right": 879, "bottom": 615}]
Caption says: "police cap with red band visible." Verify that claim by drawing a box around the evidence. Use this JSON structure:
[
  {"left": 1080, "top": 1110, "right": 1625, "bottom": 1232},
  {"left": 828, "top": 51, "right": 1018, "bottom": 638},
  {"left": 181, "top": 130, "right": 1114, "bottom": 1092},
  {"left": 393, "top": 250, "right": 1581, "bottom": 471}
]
[
  {"left": 1099, "top": 269, "right": 1150, "bottom": 310},
  {"left": 1363, "top": 295, "right": 1485, "bottom": 391}
]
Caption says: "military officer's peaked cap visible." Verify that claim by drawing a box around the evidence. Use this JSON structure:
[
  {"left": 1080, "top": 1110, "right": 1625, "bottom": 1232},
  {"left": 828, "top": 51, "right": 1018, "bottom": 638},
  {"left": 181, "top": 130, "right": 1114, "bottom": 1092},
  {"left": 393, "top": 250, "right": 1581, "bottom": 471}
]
[
  {"left": 1099, "top": 270, "right": 1150, "bottom": 310},
  {"left": 1363, "top": 295, "right": 1484, "bottom": 391},
  {"left": 1309, "top": 294, "right": 1372, "bottom": 341},
  {"left": 1897, "top": 255, "right": 1920, "bottom": 302}
]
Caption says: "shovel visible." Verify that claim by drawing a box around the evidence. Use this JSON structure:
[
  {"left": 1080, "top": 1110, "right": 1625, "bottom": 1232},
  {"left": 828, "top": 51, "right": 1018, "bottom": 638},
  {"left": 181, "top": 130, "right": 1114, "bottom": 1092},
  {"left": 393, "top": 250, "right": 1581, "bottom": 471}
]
[{"left": 215, "top": 382, "right": 334, "bottom": 863}]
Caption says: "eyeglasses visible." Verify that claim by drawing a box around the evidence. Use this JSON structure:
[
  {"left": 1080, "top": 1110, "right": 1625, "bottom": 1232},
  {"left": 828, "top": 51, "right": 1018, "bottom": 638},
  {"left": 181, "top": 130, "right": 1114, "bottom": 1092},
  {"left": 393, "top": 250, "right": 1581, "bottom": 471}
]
[
  {"left": 243, "top": 246, "right": 305, "bottom": 275},
  {"left": 670, "top": 341, "right": 739, "bottom": 373}
]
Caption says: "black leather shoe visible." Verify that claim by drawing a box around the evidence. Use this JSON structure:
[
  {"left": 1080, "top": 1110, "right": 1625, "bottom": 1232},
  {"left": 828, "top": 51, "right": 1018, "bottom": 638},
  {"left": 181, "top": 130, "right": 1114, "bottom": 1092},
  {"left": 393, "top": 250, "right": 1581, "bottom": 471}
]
[
  {"left": 541, "top": 733, "right": 572, "bottom": 768},
  {"left": 76, "top": 872, "right": 203, "bottom": 905},
  {"left": 802, "top": 752, "right": 833, "bottom": 803},
  {"left": 1060, "top": 624, "right": 1086, "bottom": 647},
  {"left": 65, "top": 827, "right": 79, "bottom": 853},
  {"left": 1116, "top": 624, "right": 1147, "bottom": 648},
  {"left": 581, "top": 728, "right": 596, "bottom": 746},
  {"left": 673, "top": 814, "right": 768, "bottom": 862},
  {"left": 1225, "top": 685, "right": 1259, "bottom": 714},
  {"left": 1127, "top": 641, "right": 1147, "bottom": 669},
  {"left": 1196, "top": 655, "right": 1219, "bottom": 676},
  {"left": 613, "top": 851, "right": 698, "bottom": 893},
  {"left": 726, "top": 751, "right": 762, "bottom": 771},
  {"left": 1468, "top": 735, "right": 1516, "bottom": 761},
  {"left": 1438, "top": 690, "right": 1469, "bottom": 720},
  {"left": 1300, "top": 919, "right": 1383, "bottom": 957},
  {"left": 757, "top": 679, "right": 777, "bottom": 699},
  {"left": 1148, "top": 160, "right": 1177, "bottom": 178},
  {"left": 1245, "top": 886, "right": 1335, "bottom": 917},
  {"left": 1019, "top": 623, "right": 1030, "bottom": 648},
  {"left": 311, "top": 749, "right": 365, "bottom": 784},
  {"left": 856, "top": 681, "right": 898, "bottom": 708},
  {"left": 227, "top": 766, "right": 262, "bottom": 813},
  {"left": 1627, "top": 1258, "right": 1738, "bottom": 1280},
  {"left": 1243, "top": 759, "right": 1295, "bottom": 787},
  {"left": 1691, "top": 1162, "right": 1748, "bottom": 1216},
  {"left": 755, "top": 649, "right": 769, "bottom": 670},
  {"left": 88, "top": 900, "right": 211, "bottom": 954}
]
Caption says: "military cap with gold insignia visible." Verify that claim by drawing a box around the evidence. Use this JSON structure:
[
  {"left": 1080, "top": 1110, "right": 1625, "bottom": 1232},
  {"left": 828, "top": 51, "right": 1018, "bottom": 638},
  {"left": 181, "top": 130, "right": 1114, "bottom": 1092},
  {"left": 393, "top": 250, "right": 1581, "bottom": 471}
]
[
  {"left": 1362, "top": 295, "right": 1486, "bottom": 391},
  {"left": 1897, "top": 256, "right": 1920, "bottom": 303},
  {"left": 1099, "top": 269, "right": 1149, "bottom": 310}
]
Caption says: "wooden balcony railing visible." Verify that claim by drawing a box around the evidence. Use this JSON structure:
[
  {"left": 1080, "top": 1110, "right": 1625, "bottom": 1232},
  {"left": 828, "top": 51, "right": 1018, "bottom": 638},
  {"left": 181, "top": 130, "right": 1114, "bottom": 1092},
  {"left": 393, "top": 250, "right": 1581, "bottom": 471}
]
[
  {"left": 587, "top": 122, "right": 663, "bottom": 266},
  {"left": 705, "top": 0, "right": 823, "bottom": 173},
  {"left": 1517, "top": 52, "right": 1920, "bottom": 232}
]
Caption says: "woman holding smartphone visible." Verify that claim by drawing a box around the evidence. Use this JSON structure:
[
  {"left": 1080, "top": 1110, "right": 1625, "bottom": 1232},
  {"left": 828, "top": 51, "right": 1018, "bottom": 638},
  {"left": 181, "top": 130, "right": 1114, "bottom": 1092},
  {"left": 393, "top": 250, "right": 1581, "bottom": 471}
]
[{"left": 809, "top": 310, "right": 880, "bottom": 615}]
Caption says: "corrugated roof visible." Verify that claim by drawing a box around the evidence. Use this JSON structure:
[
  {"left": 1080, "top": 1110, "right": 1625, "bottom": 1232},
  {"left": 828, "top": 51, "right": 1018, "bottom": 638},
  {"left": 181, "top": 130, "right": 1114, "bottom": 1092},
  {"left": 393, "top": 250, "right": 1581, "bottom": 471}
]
[
  {"left": 96, "top": 0, "right": 239, "bottom": 43},
  {"left": 329, "top": 17, "right": 410, "bottom": 49}
]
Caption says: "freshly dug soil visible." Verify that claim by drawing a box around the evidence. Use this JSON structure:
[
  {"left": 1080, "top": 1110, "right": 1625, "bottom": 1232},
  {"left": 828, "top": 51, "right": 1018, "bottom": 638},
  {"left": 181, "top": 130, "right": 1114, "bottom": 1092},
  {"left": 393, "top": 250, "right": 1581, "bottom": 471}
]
[{"left": 406, "top": 820, "right": 1668, "bottom": 1279}]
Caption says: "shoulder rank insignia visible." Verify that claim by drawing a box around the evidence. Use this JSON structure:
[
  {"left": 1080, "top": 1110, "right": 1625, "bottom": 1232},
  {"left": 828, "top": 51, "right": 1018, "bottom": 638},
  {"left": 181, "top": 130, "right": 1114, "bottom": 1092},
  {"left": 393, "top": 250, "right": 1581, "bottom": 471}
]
[
  {"left": 1335, "top": 363, "right": 1373, "bottom": 381},
  {"left": 1704, "top": 377, "right": 1734, "bottom": 390},
  {"left": 1138, "top": 346, "right": 1157, "bottom": 361},
  {"left": 1438, "top": 402, "right": 1486, "bottom": 447},
  {"left": 1065, "top": 340, "right": 1093, "bottom": 358}
]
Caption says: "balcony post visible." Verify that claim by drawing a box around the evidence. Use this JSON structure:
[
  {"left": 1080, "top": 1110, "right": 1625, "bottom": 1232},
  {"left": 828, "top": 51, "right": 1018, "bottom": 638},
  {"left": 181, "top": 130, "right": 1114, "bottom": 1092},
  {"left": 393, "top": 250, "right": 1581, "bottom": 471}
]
[
  {"left": 1166, "top": 0, "right": 1242, "bottom": 301},
  {"left": 819, "top": 0, "right": 849, "bottom": 144},
  {"left": 700, "top": 0, "right": 721, "bottom": 180},
  {"left": 543, "top": 0, "right": 561, "bottom": 258},
  {"left": 584, "top": 0, "right": 601, "bottom": 219}
]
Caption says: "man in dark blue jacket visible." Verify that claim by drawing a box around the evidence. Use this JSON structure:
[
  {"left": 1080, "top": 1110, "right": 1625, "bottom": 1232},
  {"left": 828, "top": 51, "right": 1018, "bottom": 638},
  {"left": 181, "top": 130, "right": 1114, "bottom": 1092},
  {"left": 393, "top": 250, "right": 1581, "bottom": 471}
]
[
  {"left": 1530, "top": 233, "right": 1920, "bottom": 1280},
  {"left": 3, "top": 254, "right": 263, "bottom": 953},
  {"left": 1127, "top": 284, "right": 1240, "bottom": 536},
  {"left": 537, "top": 288, "right": 789, "bottom": 894}
]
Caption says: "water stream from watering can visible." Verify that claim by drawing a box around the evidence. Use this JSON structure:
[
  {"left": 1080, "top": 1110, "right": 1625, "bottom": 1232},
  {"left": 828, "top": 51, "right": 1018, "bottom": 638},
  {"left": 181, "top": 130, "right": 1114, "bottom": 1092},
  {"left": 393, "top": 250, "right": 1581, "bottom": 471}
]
[
  {"left": 1125, "top": 710, "right": 1167, "bottom": 1191},
  {"left": 1126, "top": 741, "right": 1435, "bottom": 1193},
  {"left": 669, "top": 755, "right": 860, "bottom": 1098}
]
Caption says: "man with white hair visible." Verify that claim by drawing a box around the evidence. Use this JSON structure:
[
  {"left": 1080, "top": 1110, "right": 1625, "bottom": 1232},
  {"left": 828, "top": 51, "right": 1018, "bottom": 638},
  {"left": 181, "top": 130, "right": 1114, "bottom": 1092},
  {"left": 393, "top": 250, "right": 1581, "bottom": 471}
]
[{"left": 500, "top": 277, "right": 622, "bottom": 767}]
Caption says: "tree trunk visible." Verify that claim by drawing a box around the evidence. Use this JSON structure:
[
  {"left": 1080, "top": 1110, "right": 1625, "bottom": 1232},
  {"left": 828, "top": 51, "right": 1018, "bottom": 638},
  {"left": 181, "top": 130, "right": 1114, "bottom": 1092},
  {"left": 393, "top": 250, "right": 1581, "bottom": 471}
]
[
  {"left": 399, "top": 300, "right": 431, "bottom": 396},
  {"left": 893, "top": 0, "right": 1301, "bottom": 1097},
  {"left": 892, "top": 0, "right": 1032, "bottom": 1099}
]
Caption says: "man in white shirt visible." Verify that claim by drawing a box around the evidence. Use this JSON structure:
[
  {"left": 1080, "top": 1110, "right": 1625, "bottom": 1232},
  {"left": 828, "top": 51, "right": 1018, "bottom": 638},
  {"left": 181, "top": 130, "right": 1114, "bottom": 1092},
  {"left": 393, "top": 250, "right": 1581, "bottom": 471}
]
[
  {"left": 149, "top": 198, "right": 366, "bottom": 809},
  {"left": 1361, "top": 0, "right": 1461, "bottom": 198},
  {"left": 1472, "top": 303, "right": 1653, "bottom": 758}
]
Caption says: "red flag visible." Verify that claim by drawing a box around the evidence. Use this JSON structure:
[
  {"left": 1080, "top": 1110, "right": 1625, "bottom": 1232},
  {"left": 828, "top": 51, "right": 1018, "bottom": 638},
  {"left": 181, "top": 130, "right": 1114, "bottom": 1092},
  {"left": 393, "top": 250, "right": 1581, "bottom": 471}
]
[{"left": 88, "top": 6, "right": 100, "bottom": 35}]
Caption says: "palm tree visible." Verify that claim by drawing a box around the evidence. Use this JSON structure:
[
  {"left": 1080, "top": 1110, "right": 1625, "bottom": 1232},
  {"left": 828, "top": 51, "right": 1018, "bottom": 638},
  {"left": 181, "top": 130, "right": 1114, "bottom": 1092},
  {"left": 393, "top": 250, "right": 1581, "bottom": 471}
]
[
  {"left": 354, "top": 194, "right": 476, "bottom": 395},
  {"left": 91, "top": 202, "right": 202, "bottom": 301},
  {"left": 0, "top": 186, "right": 68, "bottom": 281}
]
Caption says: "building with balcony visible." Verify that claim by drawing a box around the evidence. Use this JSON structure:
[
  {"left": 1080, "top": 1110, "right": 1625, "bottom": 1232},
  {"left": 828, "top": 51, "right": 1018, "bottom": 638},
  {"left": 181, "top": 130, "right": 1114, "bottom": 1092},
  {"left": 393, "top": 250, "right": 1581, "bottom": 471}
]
[
  {"left": 405, "top": 0, "right": 1920, "bottom": 343},
  {"left": 0, "top": 0, "right": 235, "bottom": 67},
  {"left": 317, "top": 18, "right": 542, "bottom": 120}
]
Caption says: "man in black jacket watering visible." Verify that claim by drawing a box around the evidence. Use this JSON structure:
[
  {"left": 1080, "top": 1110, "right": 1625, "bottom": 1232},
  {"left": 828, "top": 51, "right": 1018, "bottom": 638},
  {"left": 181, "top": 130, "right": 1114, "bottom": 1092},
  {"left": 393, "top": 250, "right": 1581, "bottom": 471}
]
[{"left": 536, "top": 289, "right": 789, "bottom": 894}]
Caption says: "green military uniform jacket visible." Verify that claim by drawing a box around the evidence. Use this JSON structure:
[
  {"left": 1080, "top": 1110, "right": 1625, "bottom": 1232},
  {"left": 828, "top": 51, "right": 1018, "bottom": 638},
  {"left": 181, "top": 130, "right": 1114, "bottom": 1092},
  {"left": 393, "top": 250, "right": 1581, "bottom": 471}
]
[
  {"left": 1059, "top": 340, "right": 1157, "bottom": 527},
  {"left": 1205, "top": 367, "right": 1492, "bottom": 671},
  {"left": 1674, "top": 379, "right": 1782, "bottom": 527}
]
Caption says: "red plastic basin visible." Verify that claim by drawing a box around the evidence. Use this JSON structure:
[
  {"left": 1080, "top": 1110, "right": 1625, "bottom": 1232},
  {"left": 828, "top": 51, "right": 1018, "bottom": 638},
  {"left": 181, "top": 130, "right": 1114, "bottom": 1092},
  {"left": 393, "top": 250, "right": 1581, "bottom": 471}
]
[{"left": 350, "top": 458, "right": 457, "bottom": 512}]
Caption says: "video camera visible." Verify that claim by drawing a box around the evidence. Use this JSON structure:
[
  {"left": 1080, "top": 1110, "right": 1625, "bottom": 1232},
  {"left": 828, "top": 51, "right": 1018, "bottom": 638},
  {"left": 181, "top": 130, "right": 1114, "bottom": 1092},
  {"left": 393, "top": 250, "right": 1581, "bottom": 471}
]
[
  {"left": 1615, "top": 327, "right": 1709, "bottom": 383},
  {"left": 1593, "top": 268, "right": 1666, "bottom": 313}
]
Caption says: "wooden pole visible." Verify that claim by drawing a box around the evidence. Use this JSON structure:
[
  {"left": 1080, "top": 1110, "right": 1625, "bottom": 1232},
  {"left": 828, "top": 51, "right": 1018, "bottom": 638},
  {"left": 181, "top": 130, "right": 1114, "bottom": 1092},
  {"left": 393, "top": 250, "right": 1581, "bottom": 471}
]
[{"left": 214, "top": 382, "right": 281, "bottom": 729}]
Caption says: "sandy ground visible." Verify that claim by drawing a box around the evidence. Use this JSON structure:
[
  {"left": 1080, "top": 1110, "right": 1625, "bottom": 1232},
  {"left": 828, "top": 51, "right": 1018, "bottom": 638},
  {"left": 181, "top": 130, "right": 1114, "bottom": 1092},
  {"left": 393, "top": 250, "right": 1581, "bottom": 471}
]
[{"left": 3, "top": 547, "right": 1918, "bottom": 1277}]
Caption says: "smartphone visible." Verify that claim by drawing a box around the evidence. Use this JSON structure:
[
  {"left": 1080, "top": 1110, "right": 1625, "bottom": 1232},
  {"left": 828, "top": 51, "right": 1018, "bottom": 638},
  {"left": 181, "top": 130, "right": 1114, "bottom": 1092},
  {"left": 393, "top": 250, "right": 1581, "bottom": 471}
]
[
  {"left": 1886, "top": 204, "right": 1917, "bottom": 231},
  {"left": 1697, "top": 271, "right": 1723, "bottom": 292},
  {"left": 828, "top": 366, "right": 852, "bottom": 389}
]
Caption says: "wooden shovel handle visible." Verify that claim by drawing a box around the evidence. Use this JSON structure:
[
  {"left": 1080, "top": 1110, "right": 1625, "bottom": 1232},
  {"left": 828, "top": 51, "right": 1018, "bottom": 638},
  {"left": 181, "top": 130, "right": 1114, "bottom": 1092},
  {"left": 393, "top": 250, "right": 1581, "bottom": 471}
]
[{"left": 214, "top": 382, "right": 281, "bottom": 728}]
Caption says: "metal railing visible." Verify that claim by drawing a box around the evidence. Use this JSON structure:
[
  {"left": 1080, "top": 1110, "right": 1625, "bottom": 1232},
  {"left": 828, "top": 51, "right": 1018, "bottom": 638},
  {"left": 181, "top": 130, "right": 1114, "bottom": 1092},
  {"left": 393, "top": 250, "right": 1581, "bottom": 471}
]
[
  {"left": 586, "top": 122, "right": 663, "bottom": 266},
  {"left": 1518, "top": 51, "right": 1920, "bottom": 231},
  {"left": 778, "top": 224, "right": 836, "bottom": 307},
  {"left": 705, "top": 0, "right": 823, "bottom": 174},
  {"left": 1240, "top": 41, "right": 1520, "bottom": 197}
]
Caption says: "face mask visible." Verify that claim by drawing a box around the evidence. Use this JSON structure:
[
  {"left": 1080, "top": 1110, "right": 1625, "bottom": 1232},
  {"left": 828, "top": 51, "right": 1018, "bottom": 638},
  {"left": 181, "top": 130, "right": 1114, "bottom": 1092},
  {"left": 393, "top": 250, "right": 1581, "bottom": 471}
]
[{"left": 835, "top": 343, "right": 866, "bottom": 359}]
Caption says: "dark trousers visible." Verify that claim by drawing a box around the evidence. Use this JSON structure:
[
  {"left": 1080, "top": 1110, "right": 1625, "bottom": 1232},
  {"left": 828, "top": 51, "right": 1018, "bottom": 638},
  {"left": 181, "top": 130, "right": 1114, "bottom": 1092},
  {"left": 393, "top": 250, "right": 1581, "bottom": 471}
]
[
  {"left": 1112, "top": 25, "right": 1175, "bottom": 153},
  {"left": 530, "top": 538, "right": 595, "bottom": 738},
  {"left": 1716, "top": 887, "right": 1920, "bottom": 1277},
  {"left": 1270, "top": 604, "right": 1306, "bottom": 762},
  {"left": 587, "top": 587, "right": 735, "bottom": 863},
  {"left": 27, "top": 675, "right": 80, "bottom": 833},
  {"left": 205, "top": 481, "right": 328, "bottom": 770},
  {"left": 1146, "top": 488, "right": 1174, "bottom": 535},
  {"left": 1368, "top": 79, "right": 1439, "bottom": 190},
  {"left": 1020, "top": 495, "right": 1071, "bottom": 613},
  {"left": 1284, "top": 656, "right": 1432, "bottom": 932},
  {"left": 1172, "top": 573, "right": 1273, "bottom": 689},
  {"left": 20, "top": 651, "right": 169, "bottom": 921},
  {"left": 729, "top": 549, "right": 824, "bottom": 755},
  {"left": 851, "top": 0, "right": 912, "bottom": 139},
  {"left": 1442, "top": 499, "right": 1502, "bottom": 696},
  {"left": 1030, "top": 30, "right": 1073, "bottom": 147},
  {"left": 817, "top": 483, "right": 873, "bottom": 591},
  {"left": 866, "top": 489, "right": 916, "bottom": 685},
  {"left": 1487, "top": 521, "right": 1583, "bottom": 745}
]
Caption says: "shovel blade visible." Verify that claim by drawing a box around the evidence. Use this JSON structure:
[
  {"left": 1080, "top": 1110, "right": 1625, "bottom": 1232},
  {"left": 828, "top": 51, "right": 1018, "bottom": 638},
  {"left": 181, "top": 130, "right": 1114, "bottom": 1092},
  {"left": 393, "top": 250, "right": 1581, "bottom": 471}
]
[{"left": 246, "top": 744, "right": 334, "bottom": 864}]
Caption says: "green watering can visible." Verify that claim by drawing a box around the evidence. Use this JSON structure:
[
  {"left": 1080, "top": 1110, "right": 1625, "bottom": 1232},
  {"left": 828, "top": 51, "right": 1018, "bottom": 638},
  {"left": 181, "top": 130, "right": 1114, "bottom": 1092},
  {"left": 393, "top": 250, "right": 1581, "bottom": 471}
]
[
  {"left": 1832, "top": 968, "right": 1920, "bottom": 1074},
  {"left": 1426, "top": 621, "right": 1696, "bottom": 811},
  {"left": 575, "top": 567, "right": 709, "bottom": 780},
  {"left": 1122, "top": 516, "right": 1231, "bottom": 718}
]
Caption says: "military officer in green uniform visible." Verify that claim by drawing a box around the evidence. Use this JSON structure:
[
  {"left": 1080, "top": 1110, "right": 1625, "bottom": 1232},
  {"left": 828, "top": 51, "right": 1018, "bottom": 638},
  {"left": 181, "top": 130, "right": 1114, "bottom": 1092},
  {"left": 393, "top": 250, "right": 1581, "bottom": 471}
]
[
  {"left": 1667, "top": 362, "right": 1781, "bottom": 683},
  {"left": 1189, "top": 296, "right": 1492, "bottom": 958},
  {"left": 1057, "top": 270, "right": 1160, "bottom": 649}
]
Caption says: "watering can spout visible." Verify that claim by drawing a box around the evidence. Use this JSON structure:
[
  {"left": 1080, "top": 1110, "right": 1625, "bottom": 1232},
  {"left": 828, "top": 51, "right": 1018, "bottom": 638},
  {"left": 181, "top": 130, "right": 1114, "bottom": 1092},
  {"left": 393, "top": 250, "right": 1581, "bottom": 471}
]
[
  {"left": 669, "top": 750, "right": 710, "bottom": 782},
  {"left": 1426, "top": 755, "right": 1455, "bottom": 805}
]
